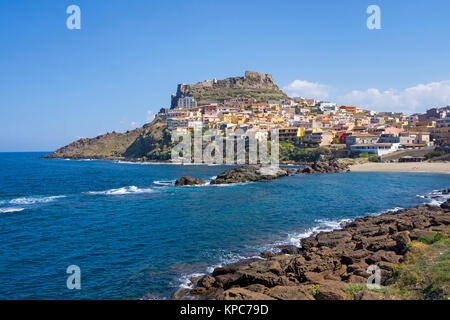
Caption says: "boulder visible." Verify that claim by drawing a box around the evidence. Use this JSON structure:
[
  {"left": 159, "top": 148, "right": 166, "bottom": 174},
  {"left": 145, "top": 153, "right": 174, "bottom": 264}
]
[
  {"left": 218, "top": 288, "right": 275, "bottom": 300},
  {"left": 210, "top": 165, "right": 288, "bottom": 184},
  {"left": 174, "top": 176, "right": 205, "bottom": 186},
  {"left": 266, "top": 285, "right": 315, "bottom": 300},
  {"left": 314, "top": 280, "right": 348, "bottom": 300}
]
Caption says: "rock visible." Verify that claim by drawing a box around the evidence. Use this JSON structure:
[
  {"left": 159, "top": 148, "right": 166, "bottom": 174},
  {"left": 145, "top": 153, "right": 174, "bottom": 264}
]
[
  {"left": 210, "top": 165, "right": 288, "bottom": 184},
  {"left": 441, "top": 199, "right": 450, "bottom": 211},
  {"left": 302, "top": 272, "right": 324, "bottom": 283},
  {"left": 197, "top": 275, "right": 216, "bottom": 290},
  {"left": 365, "top": 250, "right": 402, "bottom": 265},
  {"left": 266, "top": 285, "right": 315, "bottom": 300},
  {"left": 275, "top": 245, "right": 301, "bottom": 255},
  {"left": 218, "top": 288, "right": 275, "bottom": 300},
  {"left": 314, "top": 280, "right": 347, "bottom": 300},
  {"left": 174, "top": 176, "right": 205, "bottom": 186},
  {"left": 347, "top": 274, "right": 367, "bottom": 283},
  {"left": 354, "top": 291, "right": 385, "bottom": 300},
  {"left": 260, "top": 251, "right": 274, "bottom": 259},
  {"left": 297, "top": 161, "right": 349, "bottom": 174},
  {"left": 316, "top": 231, "right": 353, "bottom": 248},
  {"left": 341, "top": 249, "right": 371, "bottom": 265}
]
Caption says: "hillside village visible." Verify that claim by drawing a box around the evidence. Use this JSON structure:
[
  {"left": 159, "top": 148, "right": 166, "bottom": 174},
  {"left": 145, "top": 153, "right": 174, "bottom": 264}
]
[
  {"left": 158, "top": 72, "right": 450, "bottom": 162},
  {"left": 45, "top": 71, "right": 450, "bottom": 163}
]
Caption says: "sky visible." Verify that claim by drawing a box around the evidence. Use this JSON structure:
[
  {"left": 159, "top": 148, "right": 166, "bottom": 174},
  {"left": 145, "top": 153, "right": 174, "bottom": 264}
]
[{"left": 0, "top": 0, "right": 449, "bottom": 151}]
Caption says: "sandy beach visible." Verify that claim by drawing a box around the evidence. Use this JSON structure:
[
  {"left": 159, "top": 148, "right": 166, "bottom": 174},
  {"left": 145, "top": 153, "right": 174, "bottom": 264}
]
[{"left": 350, "top": 162, "right": 450, "bottom": 173}]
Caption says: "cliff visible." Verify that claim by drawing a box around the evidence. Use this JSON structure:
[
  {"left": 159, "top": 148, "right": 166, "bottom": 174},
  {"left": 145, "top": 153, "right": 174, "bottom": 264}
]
[
  {"left": 171, "top": 71, "right": 289, "bottom": 107},
  {"left": 43, "top": 116, "right": 173, "bottom": 161}
]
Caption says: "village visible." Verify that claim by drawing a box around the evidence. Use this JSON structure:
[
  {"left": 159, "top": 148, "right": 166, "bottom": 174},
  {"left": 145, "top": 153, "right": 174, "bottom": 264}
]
[{"left": 158, "top": 94, "right": 450, "bottom": 162}]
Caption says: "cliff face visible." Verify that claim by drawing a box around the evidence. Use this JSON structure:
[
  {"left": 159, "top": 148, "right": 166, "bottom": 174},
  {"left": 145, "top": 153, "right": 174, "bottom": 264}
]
[
  {"left": 44, "top": 116, "right": 173, "bottom": 161},
  {"left": 171, "top": 71, "right": 288, "bottom": 107}
]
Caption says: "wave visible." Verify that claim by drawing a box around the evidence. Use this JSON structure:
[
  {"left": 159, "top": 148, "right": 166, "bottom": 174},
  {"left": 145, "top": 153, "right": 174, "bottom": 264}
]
[
  {"left": 84, "top": 186, "right": 156, "bottom": 195},
  {"left": 153, "top": 180, "right": 176, "bottom": 186},
  {"left": 0, "top": 207, "right": 25, "bottom": 213},
  {"left": 6, "top": 195, "right": 66, "bottom": 205},
  {"left": 417, "top": 189, "right": 450, "bottom": 206}
]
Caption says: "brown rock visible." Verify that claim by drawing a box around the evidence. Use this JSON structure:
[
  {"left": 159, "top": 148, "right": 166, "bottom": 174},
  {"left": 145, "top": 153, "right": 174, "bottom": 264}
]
[
  {"left": 314, "top": 280, "right": 348, "bottom": 300},
  {"left": 174, "top": 176, "right": 205, "bottom": 186},
  {"left": 218, "top": 288, "right": 275, "bottom": 300},
  {"left": 266, "top": 285, "right": 315, "bottom": 300}
]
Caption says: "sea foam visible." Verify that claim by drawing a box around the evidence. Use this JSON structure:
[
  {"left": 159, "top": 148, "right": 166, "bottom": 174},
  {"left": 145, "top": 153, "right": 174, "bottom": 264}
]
[{"left": 85, "top": 186, "right": 156, "bottom": 195}]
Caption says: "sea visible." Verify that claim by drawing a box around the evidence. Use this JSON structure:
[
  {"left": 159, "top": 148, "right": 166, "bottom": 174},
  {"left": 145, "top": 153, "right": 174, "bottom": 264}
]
[{"left": 0, "top": 152, "right": 449, "bottom": 299}]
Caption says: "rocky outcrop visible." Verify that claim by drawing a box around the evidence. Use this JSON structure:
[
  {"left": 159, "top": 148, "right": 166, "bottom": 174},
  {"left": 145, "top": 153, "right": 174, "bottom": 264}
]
[
  {"left": 210, "top": 165, "right": 289, "bottom": 185},
  {"left": 171, "top": 71, "right": 289, "bottom": 107},
  {"left": 174, "top": 176, "right": 205, "bottom": 187},
  {"left": 43, "top": 116, "right": 174, "bottom": 161},
  {"left": 297, "top": 161, "right": 350, "bottom": 174},
  {"left": 174, "top": 198, "right": 450, "bottom": 300}
]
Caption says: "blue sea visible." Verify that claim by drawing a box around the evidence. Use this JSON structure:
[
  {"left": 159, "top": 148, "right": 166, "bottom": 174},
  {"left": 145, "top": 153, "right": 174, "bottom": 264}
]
[{"left": 0, "top": 152, "right": 449, "bottom": 299}]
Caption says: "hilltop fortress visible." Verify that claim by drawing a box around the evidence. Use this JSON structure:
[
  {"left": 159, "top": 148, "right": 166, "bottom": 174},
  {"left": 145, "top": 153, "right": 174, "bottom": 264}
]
[{"left": 171, "top": 71, "right": 288, "bottom": 108}]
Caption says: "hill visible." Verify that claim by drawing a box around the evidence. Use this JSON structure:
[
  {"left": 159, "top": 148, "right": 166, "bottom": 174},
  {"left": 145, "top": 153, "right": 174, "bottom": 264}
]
[
  {"left": 171, "top": 70, "right": 288, "bottom": 107},
  {"left": 43, "top": 116, "right": 173, "bottom": 161}
]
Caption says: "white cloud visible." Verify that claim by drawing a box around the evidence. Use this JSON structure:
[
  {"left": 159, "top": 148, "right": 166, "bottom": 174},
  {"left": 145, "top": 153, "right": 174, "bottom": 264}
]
[
  {"left": 146, "top": 110, "right": 155, "bottom": 122},
  {"left": 336, "top": 81, "right": 450, "bottom": 113},
  {"left": 130, "top": 121, "right": 138, "bottom": 128},
  {"left": 284, "top": 79, "right": 450, "bottom": 113},
  {"left": 283, "top": 80, "right": 331, "bottom": 100}
]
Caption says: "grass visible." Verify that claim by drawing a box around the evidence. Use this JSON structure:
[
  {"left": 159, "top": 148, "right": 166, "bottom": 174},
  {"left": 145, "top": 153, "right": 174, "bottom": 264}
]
[
  {"left": 387, "top": 228, "right": 450, "bottom": 300},
  {"left": 344, "top": 227, "right": 450, "bottom": 300}
]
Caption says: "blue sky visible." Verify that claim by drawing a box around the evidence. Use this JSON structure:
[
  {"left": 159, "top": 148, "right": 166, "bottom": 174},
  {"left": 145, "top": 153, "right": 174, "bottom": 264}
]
[{"left": 1, "top": 0, "right": 449, "bottom": 151}]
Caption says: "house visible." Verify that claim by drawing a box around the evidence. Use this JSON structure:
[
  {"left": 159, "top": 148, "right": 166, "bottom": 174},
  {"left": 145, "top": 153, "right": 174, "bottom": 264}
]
[
  {"left": 350, "top": 143, "right": 400, "bottom": 156},
  {"left": 345, "top": 133, "right": 379, "bottom": 149},
  {"left": 278, "top": 127, "right": 303, "bottom": 142},
  {"left": 431, "top": 117, "right": 450, "bottom": 146},
  {"left": 307, "top": 132, "right": 333, "bottom": 146},
  {"left": 339, "top": 106, "right": 357, "bottom": 114}
]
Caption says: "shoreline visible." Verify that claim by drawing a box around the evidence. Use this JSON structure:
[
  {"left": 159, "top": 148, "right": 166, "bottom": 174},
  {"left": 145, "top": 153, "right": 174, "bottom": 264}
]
[
  {"left": 173, "top": 189, "right": 450, "bottom": 300},
  {"left": 349, "top": 162, "right": 450, "bottom": 173}
]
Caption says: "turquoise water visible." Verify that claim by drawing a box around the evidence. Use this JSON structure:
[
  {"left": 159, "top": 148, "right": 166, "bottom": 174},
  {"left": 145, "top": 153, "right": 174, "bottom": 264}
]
[{"left": 0, "top": 152, "right": 448, "bottom": 299}]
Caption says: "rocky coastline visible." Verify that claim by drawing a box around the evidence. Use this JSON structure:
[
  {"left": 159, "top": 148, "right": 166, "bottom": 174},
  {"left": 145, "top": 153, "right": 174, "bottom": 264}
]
[{"left": 174, "top": 196, "right": 450, "bottom": 300}]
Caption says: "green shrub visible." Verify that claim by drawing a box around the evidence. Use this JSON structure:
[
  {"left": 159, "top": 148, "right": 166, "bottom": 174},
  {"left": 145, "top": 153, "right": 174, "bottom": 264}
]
[
  {"left": 359, "top": 152, "right": 370, "bottom": 158},
  {"left": 310, "top": 284, "right": 319, "bottom": 296}
]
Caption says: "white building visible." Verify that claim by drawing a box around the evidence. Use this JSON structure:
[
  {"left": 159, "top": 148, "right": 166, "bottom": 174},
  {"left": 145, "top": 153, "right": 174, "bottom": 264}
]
[
  {"left": 350, "top": 143, "right": 400, "bottom": 156},
  {"left": 318, "top": 102, "right": 338, "bottom": 112}
]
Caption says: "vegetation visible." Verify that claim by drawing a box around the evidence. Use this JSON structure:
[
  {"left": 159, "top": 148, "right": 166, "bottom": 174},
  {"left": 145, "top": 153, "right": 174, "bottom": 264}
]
[
  {"left": 424, "top": 150, "right": 448, "bottom": 160},
  {"left": 359, "top": 152, "right": 370, "bottom": 158},
  {"left": 310, "top": 284, "right": 319, "bottom": 296},
  {"left": 388, "top": 229, "right": 450, "bottom": 300},
  {"left": 279, "top": 143, "right": 332, "bottom": 162}
]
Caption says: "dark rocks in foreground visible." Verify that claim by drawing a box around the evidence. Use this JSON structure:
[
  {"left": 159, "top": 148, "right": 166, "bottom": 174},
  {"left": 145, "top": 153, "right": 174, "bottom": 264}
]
[
  {"left": 174, "top": 176, "right": 205, "bottom": 187},
  {"left": 298, "top": 161, "right": 350, "bottom": 174},
  {"left": 174, "top": 199, "right": 450, "bottom": 300},
  {"left": 210, "top": 165, "right": 289, "bottom": 185}
]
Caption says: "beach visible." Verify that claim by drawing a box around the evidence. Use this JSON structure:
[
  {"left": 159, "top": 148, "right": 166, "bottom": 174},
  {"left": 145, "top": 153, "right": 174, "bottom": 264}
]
[{"left": 350, "top": 162, "right": 450, "bottom": 173}]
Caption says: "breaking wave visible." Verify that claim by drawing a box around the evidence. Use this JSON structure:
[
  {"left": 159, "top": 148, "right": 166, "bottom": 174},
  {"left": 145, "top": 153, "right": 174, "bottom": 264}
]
[
  {"left": 84, "top": 186, "right": 156, "bottom": 195},
  {"left": 0, "top": 207, "right": 25, "bottom": 213}
]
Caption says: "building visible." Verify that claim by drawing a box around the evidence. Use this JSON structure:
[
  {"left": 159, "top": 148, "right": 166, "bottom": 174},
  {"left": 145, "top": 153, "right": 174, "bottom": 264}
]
[
  {"left": 350, "top": 143, "right": 400, "bottom": 156},
  {"left": 345, "top": 133, "right": 379, "bottom": 149},
  {"left": 177, "top": 96, "right": 197, "bottom": 109},
  {"left": 318, "top": 102, "right": 337, "bottom": 112},
  {"left": 431, "top": 117, "right": 450, "bottom": 146},
  {"left": 278, "top": 127, "right": 303, "bottom": 142},
  {"left": 339, "top": 106, "right": 357, "bottom": 114}
]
